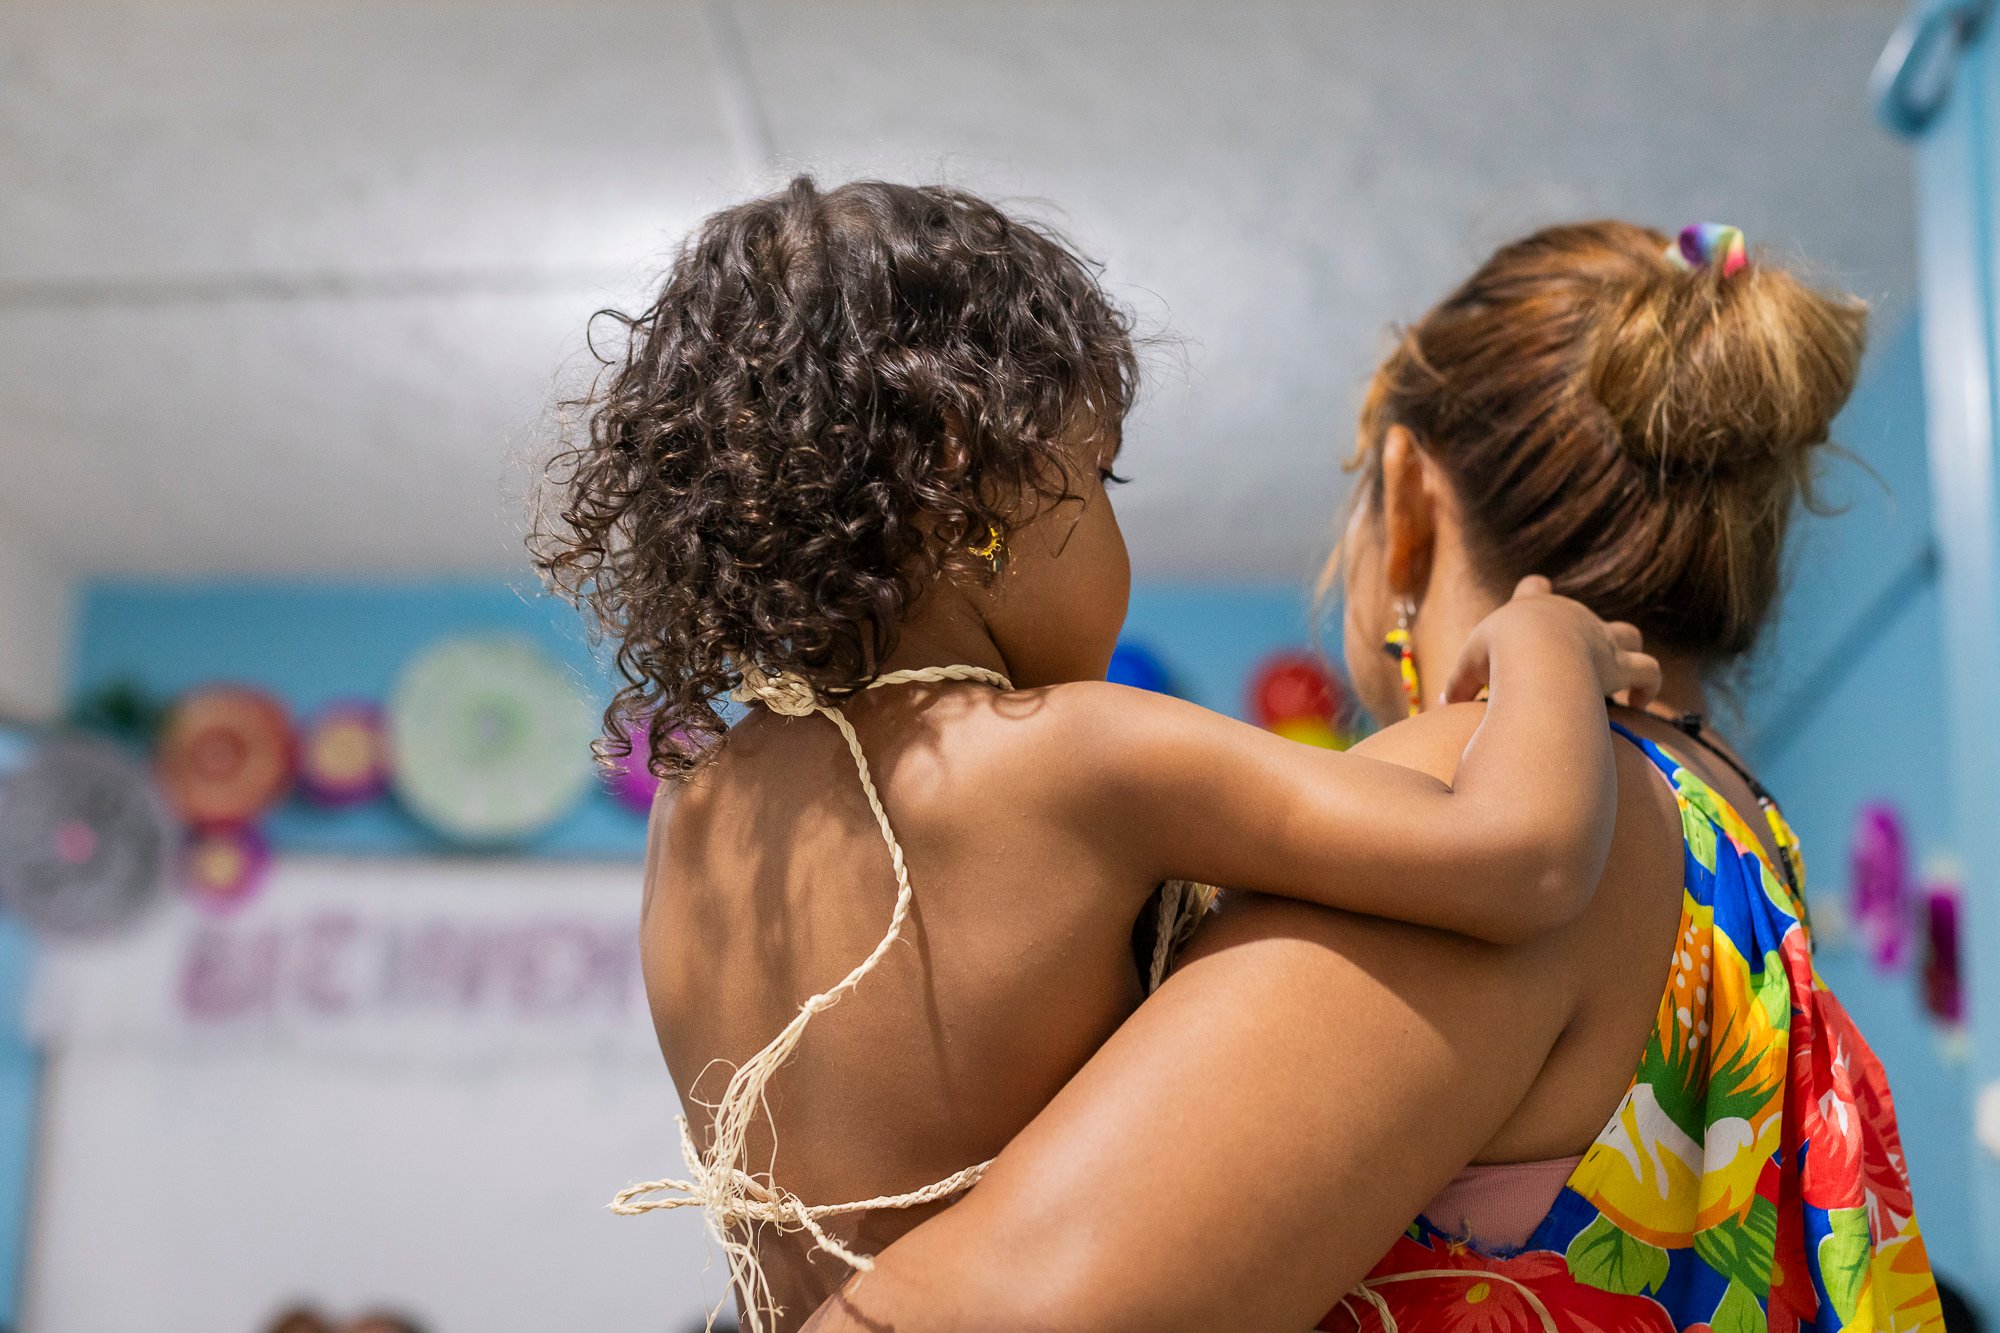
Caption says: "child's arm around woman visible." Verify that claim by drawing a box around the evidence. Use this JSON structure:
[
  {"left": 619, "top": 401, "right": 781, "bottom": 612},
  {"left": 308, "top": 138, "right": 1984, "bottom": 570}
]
[{"left": 1004, "top": 575, "right": 1654, "bottom": 945}]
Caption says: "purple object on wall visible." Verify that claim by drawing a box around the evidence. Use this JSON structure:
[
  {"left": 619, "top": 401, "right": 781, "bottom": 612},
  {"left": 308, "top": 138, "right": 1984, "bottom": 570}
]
[
  {"left": 1923, "top": 881, "right": 1965, "bottom": 1027},
  {"left": 604, "top": 725, "right": 662, "bottom": 815},
  {"left": 1849, "top": 802, "right": 1913, "bottom": 973}
]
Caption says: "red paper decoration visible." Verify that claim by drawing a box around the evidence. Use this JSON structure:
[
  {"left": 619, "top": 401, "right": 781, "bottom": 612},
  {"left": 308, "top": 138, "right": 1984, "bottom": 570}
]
[
  {"left": 1248, "top": 653, "right": 1346, "bottom": 732},
  {"left": 155, "top": 687, "right": 296, "bottom": 826}
]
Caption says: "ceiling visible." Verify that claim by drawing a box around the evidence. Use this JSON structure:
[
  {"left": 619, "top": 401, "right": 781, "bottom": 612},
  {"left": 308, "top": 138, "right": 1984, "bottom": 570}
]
[{"left": 0, "top": 0, "right": 1918, "bottom": 585}]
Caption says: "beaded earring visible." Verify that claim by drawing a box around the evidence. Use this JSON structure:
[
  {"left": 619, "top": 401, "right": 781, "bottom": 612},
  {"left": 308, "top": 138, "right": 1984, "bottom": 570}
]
[{"left": 1382, "top": 599, "right": 1422, "bottom": 718}]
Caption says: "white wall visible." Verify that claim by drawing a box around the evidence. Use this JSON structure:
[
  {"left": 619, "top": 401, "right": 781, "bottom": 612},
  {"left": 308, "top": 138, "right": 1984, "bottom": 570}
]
[
  {"left": 0, "top": 530, "right": 73, "bottom": 720},
  {"left": 23, "top": 860, "right": 723, "bottom": 1333},
  {"left": 27, "top": 1053, "right": 718, "bottom": 1333}
]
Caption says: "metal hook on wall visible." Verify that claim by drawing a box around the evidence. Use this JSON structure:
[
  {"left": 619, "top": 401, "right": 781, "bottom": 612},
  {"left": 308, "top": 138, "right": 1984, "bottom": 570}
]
[{"left": 1873, "top": 0, "right": 1996, "bottom": 138}]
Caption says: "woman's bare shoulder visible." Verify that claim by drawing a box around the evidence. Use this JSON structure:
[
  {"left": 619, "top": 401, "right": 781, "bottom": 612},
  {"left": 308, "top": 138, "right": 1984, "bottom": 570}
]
[{"left": 1344, "top": 702, "right": 1490, "bottom": 784}]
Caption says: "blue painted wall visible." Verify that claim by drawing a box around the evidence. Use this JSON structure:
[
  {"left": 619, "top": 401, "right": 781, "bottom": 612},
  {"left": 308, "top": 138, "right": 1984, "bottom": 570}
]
[
  {"left": 0, "top": 922, "right": 32, "bottom": 1333},
  {"left": 0, "top": 728, "right": 40, "bottom": 1332},
  {"left": 1752, "top": 316, "right": 1977, "bottom": 1288},
  {"left": 1123, "top": 583, "right": 1318, "bottom": 719}
]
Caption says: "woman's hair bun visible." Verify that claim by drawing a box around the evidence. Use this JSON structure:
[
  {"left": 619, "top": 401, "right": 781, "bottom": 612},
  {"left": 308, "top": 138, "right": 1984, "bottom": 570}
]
[
  {"left": 1590, "top": 250, "right": 1867, "bottom": 489},
  {"left": 1351, "top": 219, "right": 1872, "bottom": 660}
]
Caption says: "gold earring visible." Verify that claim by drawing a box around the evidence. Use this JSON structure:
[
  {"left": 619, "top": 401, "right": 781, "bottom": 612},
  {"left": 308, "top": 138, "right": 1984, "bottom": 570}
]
[
  {"left": 968, "top": 525, "right": 1004, "bottom": 572},
  {"left": 1382, "top": 599, "right": 1421, "bottom": 718}
]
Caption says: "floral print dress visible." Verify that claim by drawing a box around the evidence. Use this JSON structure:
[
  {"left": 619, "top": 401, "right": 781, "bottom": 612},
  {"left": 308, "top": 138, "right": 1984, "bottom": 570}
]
[{"left": 1322, "top": 726, "right": 1943, "bottom": 1333}]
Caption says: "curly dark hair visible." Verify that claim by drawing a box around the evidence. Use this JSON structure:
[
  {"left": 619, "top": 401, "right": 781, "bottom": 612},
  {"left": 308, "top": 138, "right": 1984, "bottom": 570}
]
[{"left": 532, "top": 177, "right": 1139, "bottom": 778}]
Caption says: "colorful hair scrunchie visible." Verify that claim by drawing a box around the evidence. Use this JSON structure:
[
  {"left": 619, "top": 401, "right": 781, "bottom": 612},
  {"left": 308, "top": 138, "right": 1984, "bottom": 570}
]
[{"left": 1665, "top": 222, "right": 1748, "bottom": 277}]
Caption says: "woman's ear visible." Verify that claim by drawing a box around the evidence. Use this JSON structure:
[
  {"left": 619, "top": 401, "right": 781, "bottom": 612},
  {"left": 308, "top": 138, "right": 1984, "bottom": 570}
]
[{"left": 1378, "top": 424, "right": 1439, "bottom": 600}]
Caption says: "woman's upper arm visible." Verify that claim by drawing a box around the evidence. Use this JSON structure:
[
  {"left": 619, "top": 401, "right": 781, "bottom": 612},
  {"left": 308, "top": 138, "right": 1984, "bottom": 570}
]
[{"left": 804, "top": 893, "right": 1578, "bottom": 1333}]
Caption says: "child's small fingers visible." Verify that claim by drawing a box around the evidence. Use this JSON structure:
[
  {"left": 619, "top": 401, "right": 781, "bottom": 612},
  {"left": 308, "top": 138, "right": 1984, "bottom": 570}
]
[
  {"left": 1619, "top": 652, "right": 1663, "bottom": 710},
  {"left": 1442, "top": 648, "right": 1490, "bottom": 705},
  {"left": 1442, "top": 670, "right": 1483, "bottom": 705},
  {"left": 1512, "top": 574, "right": 1553, "bottom": 600},
  {"left": 1607, "top": 621, "right": 1643, "bottom": 652}
]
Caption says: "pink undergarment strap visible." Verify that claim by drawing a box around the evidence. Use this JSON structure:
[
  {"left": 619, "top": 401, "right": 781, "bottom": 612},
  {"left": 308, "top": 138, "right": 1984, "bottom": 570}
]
[{"left": 1419, "top": 1155, "right": 1583, "bottom": 1252}]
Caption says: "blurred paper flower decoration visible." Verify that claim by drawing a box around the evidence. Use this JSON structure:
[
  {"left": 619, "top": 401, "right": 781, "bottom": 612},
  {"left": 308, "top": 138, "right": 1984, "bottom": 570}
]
[
  {"left": 603, "top": 723, "right": 665, "bottom": 815},
  {"left": 389, "top": 637, "right": 595, "bottom": 844},
  {"left": 297, "top": 701, "right": 392, "bottom": 808},
  {"left": 1247, "top": 651, "right": 1349, "bottom": 750},
  {"left": 1921, "top": 860, "right": 1965, "bottom": 1032},
  {"left": 67, "top": 679, "right": 169, "bottom": 749},
  {"left": 155, "top": 687, "right": 296, "bottom": 825},
  {"left": 0, "top": 735, "right": 176, "bottom": 937},
  {"left": 182, "top": 823, "right": 272, "bottom": 913}
]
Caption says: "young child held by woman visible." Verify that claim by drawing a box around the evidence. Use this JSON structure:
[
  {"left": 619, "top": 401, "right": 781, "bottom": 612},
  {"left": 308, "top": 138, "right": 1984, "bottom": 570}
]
[{"left": 535, "top": 176, "right": 1656, "bottom": 1330}]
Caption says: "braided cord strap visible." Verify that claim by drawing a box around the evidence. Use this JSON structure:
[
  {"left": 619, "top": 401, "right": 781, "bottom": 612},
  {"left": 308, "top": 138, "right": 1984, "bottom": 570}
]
[
  {"left": 614, "top": 664, "right": 1010, "bottom": 1331},
  {"left": 1150, "top": 878, "right": 1220, "bottom": 991},
  {"left": 614, "top": 661, "right": 1214, "bottom": 1330}
]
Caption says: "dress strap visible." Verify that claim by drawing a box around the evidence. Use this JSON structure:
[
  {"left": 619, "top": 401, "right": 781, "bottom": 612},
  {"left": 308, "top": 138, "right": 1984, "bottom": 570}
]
[
  {"left": 1608, "top": 720, "right": 1671, "bottom": 775},
  {"left": 1611, "top": 715, "right": 1805, "bottom": 902},
  {"left": 611, "top": 664, "right": 1013, "bottom": 1332}
]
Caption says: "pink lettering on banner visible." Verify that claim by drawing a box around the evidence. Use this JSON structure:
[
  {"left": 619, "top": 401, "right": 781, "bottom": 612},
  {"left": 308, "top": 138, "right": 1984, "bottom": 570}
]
[
  {"left": 513, "top": 923, "right": 638, "bottom": 1016},
  {"left": 296, "top": 913, "right": 360, "bottom": 1015},
  {"left": 180, "top": 925, "right": 282, "bottom": 1021},
  {"left": 175, "top": 911, "right": 642, "bottom": 1027},
  {"left": 380, "top": 922, "right": 478, "bottom": 1009},
  {"left": 512, "top": 924, "right": 574, "bottom": 1014},
  {"left": 585, "top": 925, "right": 639, "bottom": 1014}
]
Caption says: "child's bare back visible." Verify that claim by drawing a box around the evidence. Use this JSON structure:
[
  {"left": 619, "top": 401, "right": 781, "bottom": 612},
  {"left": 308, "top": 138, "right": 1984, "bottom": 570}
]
[{"left": 644, "top": 682, "right": 1153, "bottom": 1322}]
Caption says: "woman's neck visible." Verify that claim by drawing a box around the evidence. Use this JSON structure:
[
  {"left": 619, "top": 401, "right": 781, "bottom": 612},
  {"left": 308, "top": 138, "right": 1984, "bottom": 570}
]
[
  {"left": 1407, "top": 576, "right": 1710, "bottom": 722},
  {"left": 1649, "top": 654, "right": 1710, "bottom": 721}
]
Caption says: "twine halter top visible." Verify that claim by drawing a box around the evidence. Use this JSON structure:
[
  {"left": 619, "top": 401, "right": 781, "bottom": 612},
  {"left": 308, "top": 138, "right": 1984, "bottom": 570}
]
[{"left": 612, "top": 664, "right": 1215, "bottom": 1332}]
